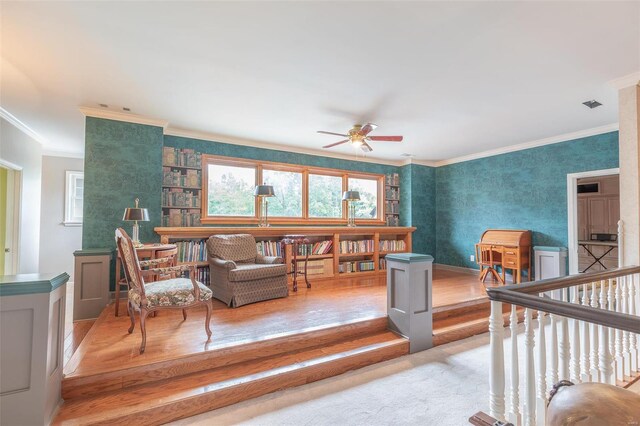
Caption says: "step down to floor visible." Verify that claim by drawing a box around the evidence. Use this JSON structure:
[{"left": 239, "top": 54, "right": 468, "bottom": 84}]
[{"left": 54, "top": 330, "right": 408, "bottom": 425}]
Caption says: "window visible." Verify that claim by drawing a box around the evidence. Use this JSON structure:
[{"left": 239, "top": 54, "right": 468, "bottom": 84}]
[
  {"left": 308, "top": 174, "right": 343, "bottom": 218},
  {"left": 64, "top": 171, "right": 84, "bottom": 226},
  {"left": 206, "top": 163, "right": 256, "bottom": 216},
  {"left": 202, "top": 154, "right": 384, "bottom": 225},
  {"left": 348, "top": 177, "right": 379, "bottom": 219},
  {"left": 263, "top": 169, "right": 303, "bottom": 217}
]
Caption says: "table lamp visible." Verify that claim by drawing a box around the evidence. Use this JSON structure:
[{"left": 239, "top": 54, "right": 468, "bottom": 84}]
[
  {"left": 254, "top": 184, "right": 275, "bottom": 227},
  {"left": 342, "top": 190, "right": 360, "bottom": 227},
  {"left": 123, "top": 198, "right": 149, "bottom": 248}
]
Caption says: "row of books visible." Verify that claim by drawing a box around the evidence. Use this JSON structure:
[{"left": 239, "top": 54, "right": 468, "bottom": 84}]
[
  {"left": 295, "top": 259, "right": 327, "bottom": 275},
  {"left": 163, "top": 167, "right": 201, "bottom": 188},
  {"left": 379, "top": 258, "right": 387, "bottom": 270},
  {"left": 297, "top": 240, "right": 333, "bottom": 256},
  {"left": 385, "top": 200, "right": 399, "bottom": 214},
  {"left": 385, "top": 187, "right": 400, "bottom": 201},
  {"left": 339, "top": 239, "right": 375, "bottom": 254},
  {"left": 175, "top": 240, "right": 207, "bottom": 263},
  {"left": 194, "top": 266, "right": 210, "bottom": 285},
  {"left": 163, "top": 147, "right": 202, "bottom": 168},
  {"left": 162, "top": 210, "right": 201, "bottom": 227},
  {"left": 161, "top": 189, "right": 201, "bottom": 208},
  {"left": 380, "top": 240, "right": 406, "bottom": 252},
  {"left": 385, "top": 173, "right": 399, "bottom": 186},
  {"left": 256, "top": 240, "right": 282, "bottom": 257},
  {"left": 339, "top": 260, "right": 375, "bottom": 273},
  {"left": 385, "top": 216, "right": 400, "bottom": 226}
]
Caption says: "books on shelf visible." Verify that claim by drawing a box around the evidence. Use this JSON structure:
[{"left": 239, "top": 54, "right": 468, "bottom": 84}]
[
  {"left": 385, "top": 216, "right": 400, "bottom": 226},
  {"left": 379, "top": 239, "right": 406, "bottom": 252},
  {"left": 379, "top": 258, "right": 387, "bottom": 270},
  {"left": 163, "top": 147, "right": 202, "bottom": 168},
  {"left": 296, "top": 240, "right": 333, "bottom": 256},
  {"left": 162, "top": 188, "right": 201, "bottom": 208},
  {"left": 163, "top": 167, "right": 202, "bottom": 188},
  {"left": 295, "top": 259, "right": 327, "bottom": 275},
  {"left": 385, "top": 186, "right": 399, "bottom": 201},
  {"left": 175, "top": 240, "right": 207, "bottom": 263},
  {"left": 339, "top": 260, "right": 375, "bottom": 273},
  {"left": 385, "top": 200, "right": 399, "bottom": 214},
  {"left": 196, "top": 266, "right": 210, "bottom": 284},
  {"left": 162, "top": 210, "right": 201, "bottom": 226},
  {"left": 385, "top": 173, "right": 399, "bottom": 186},
  {"left": 256, "top": 240, "right": 282, "bottom": 257},
  {"left": 339, "top": 239, "right": 374, "bottom": 254}
]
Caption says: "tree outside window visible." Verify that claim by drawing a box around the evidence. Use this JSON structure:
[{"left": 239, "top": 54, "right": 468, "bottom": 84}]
[{"left": 348, "top": 177, "right": 378, "bottom": 219}]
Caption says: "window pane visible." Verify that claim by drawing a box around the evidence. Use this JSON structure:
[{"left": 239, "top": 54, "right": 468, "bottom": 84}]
[
  {"left": 207, "top": 164, "right": 256, "bottom": 216},
  {"left": 262, "top": 169, "right": 302, "bottom": 217},
  {"left": 73, "top": 198, "right": 83, "bottom": 219},
  {"left": 308, "top": 174, "right": 342, "bottom": 218},
  {"left": 348, "top": 177, "right": 378, "bottom": 219}
]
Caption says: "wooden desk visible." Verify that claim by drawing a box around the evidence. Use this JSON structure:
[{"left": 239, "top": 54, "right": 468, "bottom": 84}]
[
  {"left": 476, "top": 229, "right": 531, "bottom": 284},
  {"left": 114, "top": 243, "right": 177, "bottom": 316}
]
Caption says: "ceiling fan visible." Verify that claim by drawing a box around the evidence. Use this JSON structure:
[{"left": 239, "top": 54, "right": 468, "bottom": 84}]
[{"left": 317, "top": 123, "right": 403, "bottom": 152}]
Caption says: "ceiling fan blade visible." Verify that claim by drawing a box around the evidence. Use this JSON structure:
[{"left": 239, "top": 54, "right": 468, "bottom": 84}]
[
  {"left": 359, "top": 123, "right": 378, "bottom": 136},
  {"left": 367, "top": 135, "right": 403, "bottom": 142},
  {"left": 322, "top": 139, "right": 350, "bottom": 148},
  {"left": 361, "top": 141, "right": 373, "bottom": 152},
  {"left": 317, "top": 131, "right": 349, "bottom": 137}
]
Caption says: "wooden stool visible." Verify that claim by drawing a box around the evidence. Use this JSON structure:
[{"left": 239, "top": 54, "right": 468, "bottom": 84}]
[{"left": 281, "top": 235, "right": 311, "bottom": 292}]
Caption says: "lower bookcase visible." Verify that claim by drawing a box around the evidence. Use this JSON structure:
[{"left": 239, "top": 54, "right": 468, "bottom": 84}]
[{"left": 155, "top": 226, "right": 416, "bottom": 284}]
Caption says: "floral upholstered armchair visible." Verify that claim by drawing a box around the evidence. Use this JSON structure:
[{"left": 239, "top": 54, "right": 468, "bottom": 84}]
[
  {"left": 115, "top": 228, "right": 213, "bottom": 353},
  {"left": 206, "top": 234, "right": 288, "bottom": 307}
]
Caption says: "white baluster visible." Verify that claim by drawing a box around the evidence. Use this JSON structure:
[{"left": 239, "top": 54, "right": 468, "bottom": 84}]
[
  {"left": 580, "top": 284, "right": 591, "bottom": 382},
  {"left": 570, "top": 285, "right": 581, "bottom": 383},
  {"left": 536, "top": 309, "right": 547, "bottom": 426},
  {"left": 489, "top": 300, "right": 505, "bottom": 421},
  {"left": 558, "top": 289, "right": 570, "bottom": 381},
  {"left": 628, "top": 274, "right": 638, "bottom": 372},
  {"left": 615, "top": 276, "right": 624, "bottom": 381},
  {"left": 507, "top": 305, "right": 521, "bottom": 426},
  {"left": 590, "top": 281, "right": 600, "bottom": 382},
  {"left": 549, "top": 311, "right": 559, "bottom": 388},
  {"left": 599, "top": 280, "right": 615, "bottom": 384},
  {"left": 608, "top": 278, "right": 615, "bottom": 357},
  {"left": 622, "top": 276, "right": 632, "bottom": 377},
  {"left": 523, "top": 308, "right": 536, "bottom": 426}
]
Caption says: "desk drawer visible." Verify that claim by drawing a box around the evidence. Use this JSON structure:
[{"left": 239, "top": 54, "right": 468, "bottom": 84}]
[
  {"left": 503, "top": 248, "right": 518, "bottom": 257},
  {"left": 503, "top": 255, "right": 519, "bottom": 268}
]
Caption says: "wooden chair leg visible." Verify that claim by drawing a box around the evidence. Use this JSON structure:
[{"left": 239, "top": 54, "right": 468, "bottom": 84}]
[
  {"left": 127, "top": 301, "right": 135, "bottom": 334},
  {"left": 182, "top": 309, "right": 187, "bottom": 321},
  {"left": 139, "top": 309, "right": 149, "bottom": 354},
  {"left": 204, "top": 301, "right": 212, "bottom": 339}
]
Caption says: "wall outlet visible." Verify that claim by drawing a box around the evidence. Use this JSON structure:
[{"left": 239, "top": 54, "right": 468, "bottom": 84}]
[{"left": 469, "top": 255, "right": 475, "bottom": 262}]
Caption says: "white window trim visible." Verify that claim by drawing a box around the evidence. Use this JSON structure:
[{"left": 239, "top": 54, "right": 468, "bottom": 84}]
[{"left": 64, "top": 170, "right": 84, "bottom": 227}]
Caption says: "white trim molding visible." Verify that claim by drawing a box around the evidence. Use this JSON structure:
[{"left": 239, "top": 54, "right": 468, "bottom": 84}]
[
  {"left": 79, "top": 106, "right": 169, "bottom": 129},
  {"left": 42, "top": 150, "right": 85, "bottom": 159},
  {"left": 0, "top": 107, "right": 48, "bottom": 145},
  {"left": 566, "top": 167, "right": 620, "bottom": 275},
  {"left": 435, "top": 123, "right": 619, "bottom": 167},
  {"left": 608, "top": 72, "right": 640, "bottom": 90}
]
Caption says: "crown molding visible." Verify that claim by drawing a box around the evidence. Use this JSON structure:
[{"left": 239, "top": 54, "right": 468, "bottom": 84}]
[
  {"left": 608, "top": 71, "right": 640, "bottom": 90},
  {"left": 79, "top": 106, "right": 169, "bottom": 129},
  {"left": 42, "top": 149, "right": 85, "bottom": 159},
  {"left": 164, "top": 127, "right": 405, "bottom": 167},
  {"left": 0, "top": 107, "right": 47, "bottom": 145},
  {"left": 434, "top": 123, "right": 619, "bottom": 167}
]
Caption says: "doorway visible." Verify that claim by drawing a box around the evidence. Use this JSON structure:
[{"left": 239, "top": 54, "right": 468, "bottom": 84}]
[
  {"left": 0, "top": 162, "right": 21, "bottom": 275},
  {"left": 567, "top": 168, "right": 620, "bottom": 275}
]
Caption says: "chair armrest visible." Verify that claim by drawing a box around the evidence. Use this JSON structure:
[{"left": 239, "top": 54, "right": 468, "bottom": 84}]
[
  {"left": 139, "top": 257, "right": 173, "bottom": 267},
  {"left": 255, "top": 255, "right": 283, "bottom": 264},
  {"left": 209, "top": 258, "right": 237, "bottom": 270}
]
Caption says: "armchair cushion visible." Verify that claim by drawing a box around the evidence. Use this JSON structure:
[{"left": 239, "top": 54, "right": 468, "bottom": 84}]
[
  {"left": 128, "top": 278, "right": 213, "bottom": 308},
  {"left": 228, "top": 263, "right": 287, "bottom": 282},
  {"left": 207, "top": 234, "right": 257, "bottom": 263}
]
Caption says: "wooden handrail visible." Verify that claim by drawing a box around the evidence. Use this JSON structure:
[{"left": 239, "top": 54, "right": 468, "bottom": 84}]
[{"left": 486, "top": 266, "right": 640, "bottom": 334}]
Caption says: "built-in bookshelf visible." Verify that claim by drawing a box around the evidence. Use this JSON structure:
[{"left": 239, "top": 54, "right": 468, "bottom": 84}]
[
  {"left": 162, "top": 147, "right": 203, "bottom": 227},
  {"left": 156, "top": 226, "right": 415, "bottom": 282},
  {"left": 384, "top": 173, "right": 400, "bottom": 226}
]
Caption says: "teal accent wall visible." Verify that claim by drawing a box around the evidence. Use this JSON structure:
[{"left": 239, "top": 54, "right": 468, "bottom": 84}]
[
  {"left": 435, "top": 131, "right": 619, "bottom": 270},
  {"left": 400, "top": 164, "right": 436, "bottom": 256},
  {"left": 83, "top": 118, "right": 164, "bottom": 250}
]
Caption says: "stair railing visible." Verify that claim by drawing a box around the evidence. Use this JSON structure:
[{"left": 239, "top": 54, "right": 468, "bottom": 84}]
[{"left": 486, "top": 265, "right": 640, "bottom": 426}]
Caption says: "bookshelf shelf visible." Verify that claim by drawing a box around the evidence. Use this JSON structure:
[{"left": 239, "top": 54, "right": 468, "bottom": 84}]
[
  {"left": 162, "top": 147, "right": 203, "bottom": 227},
  {"left": 162, "top": 164, "right": 202, "bottom": 170},
  {"left": 338, "top": 252, "right": 375, "bottom": 257},
  {"left": 384, "top": 173, "right": 400, "bottom": 226},
  {"left": 161, "top": 206, "right": 200, "bottom": 209},
  {"left": 162, "top": 185, "right": 202, "bottom": 190}
]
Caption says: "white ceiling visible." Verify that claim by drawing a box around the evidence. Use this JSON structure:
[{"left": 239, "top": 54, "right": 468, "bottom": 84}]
[{"left": 1, "top": 1, "right": 639, "bottom": 162}]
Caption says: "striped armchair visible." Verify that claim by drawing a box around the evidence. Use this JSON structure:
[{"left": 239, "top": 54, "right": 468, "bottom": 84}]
[{"left": 206, "top": 234, "right": 288, "bottom": 307}]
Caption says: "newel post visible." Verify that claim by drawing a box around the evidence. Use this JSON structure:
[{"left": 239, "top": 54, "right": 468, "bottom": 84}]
[{"left": 489, "top": 300, "right": 506, "bottom": 420}]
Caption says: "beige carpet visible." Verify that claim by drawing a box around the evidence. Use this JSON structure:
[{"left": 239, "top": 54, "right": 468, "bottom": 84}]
[{"left": 170, "top": 331, "right": 494, "bottom": 426}]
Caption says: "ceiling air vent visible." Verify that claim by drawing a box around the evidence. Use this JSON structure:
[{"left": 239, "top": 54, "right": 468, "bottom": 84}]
[{"left": 582, "top": 100, "right": 602, "bottom": 109}]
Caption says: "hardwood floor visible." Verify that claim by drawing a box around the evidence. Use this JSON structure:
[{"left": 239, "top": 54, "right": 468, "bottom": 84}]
[{"left": 56, "top": 266, "right": 496, "bottom": 425}]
